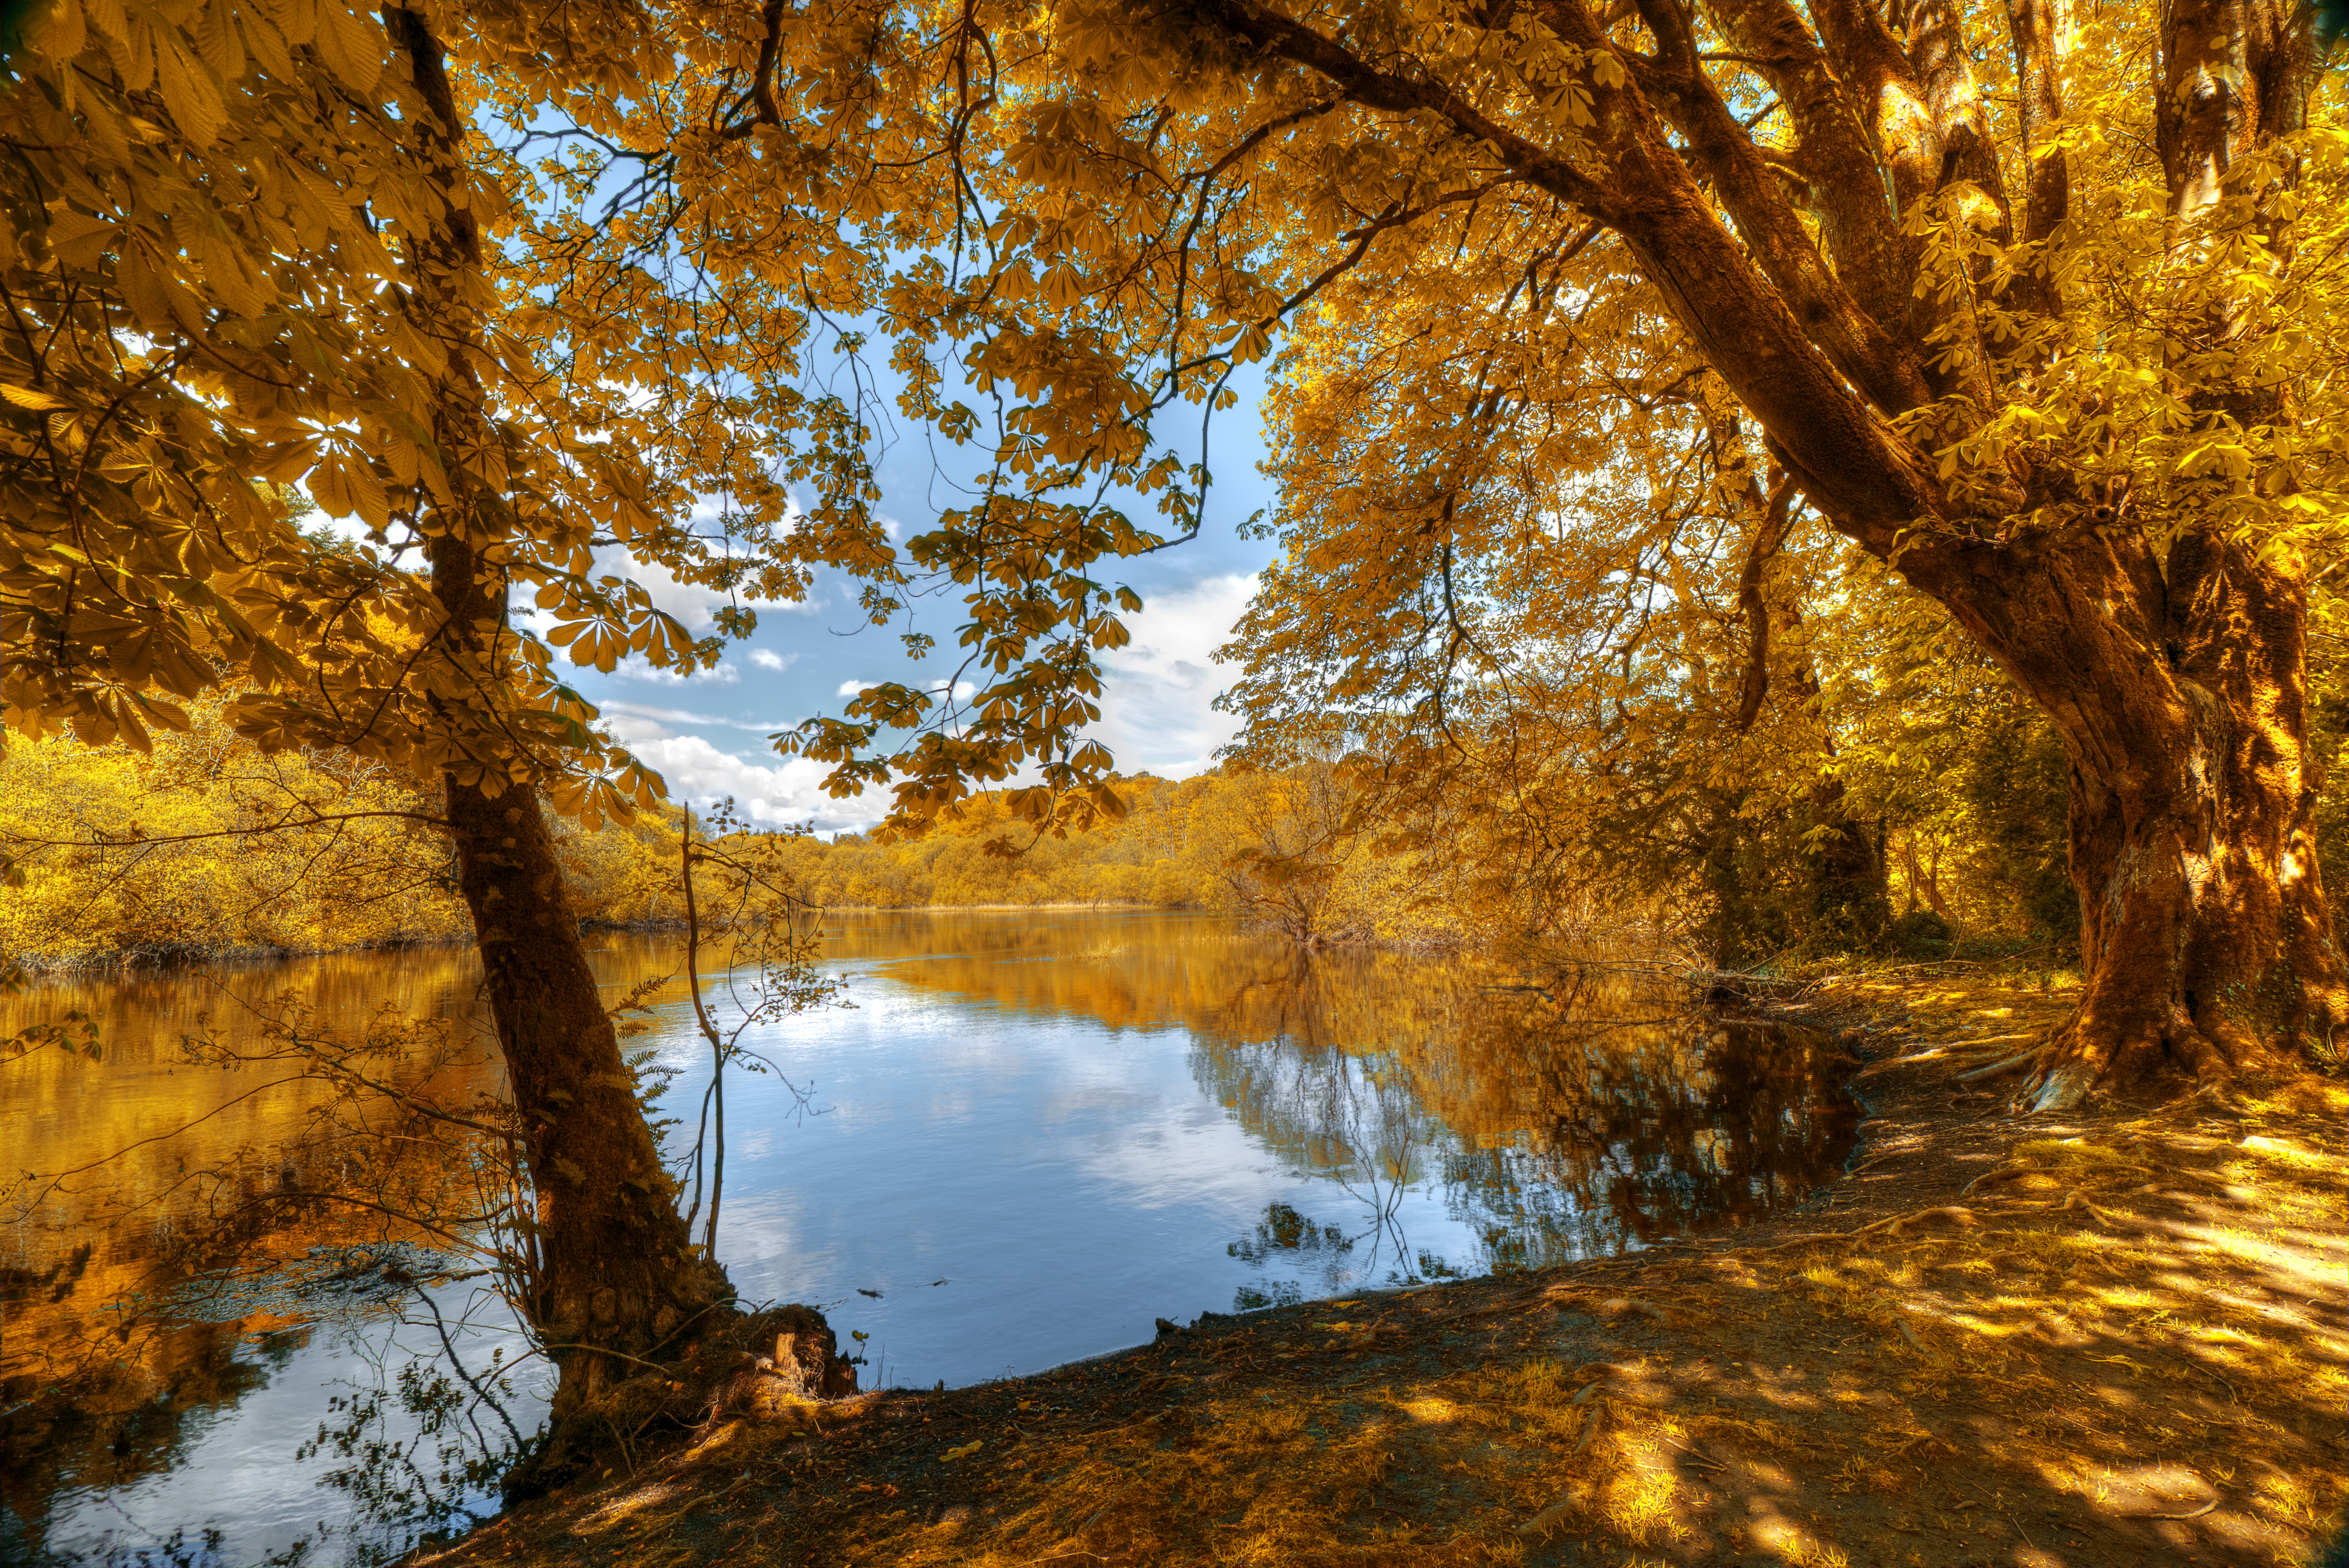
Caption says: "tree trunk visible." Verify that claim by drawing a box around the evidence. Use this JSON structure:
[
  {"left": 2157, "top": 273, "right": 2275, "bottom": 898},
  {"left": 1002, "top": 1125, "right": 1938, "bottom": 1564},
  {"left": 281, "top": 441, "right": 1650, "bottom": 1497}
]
[
  {"left": 388, "top": 4, "right": 730, "bottom": 1420},
  {"left": 1801, "top": 780, "right": 1890, "bottom": 952},
  {"left": 1903, "top": 526, "right": 2348, "bottom": 1109},
  {"left": 429, "top": 536, "right": 731, "bottom": 1420}
]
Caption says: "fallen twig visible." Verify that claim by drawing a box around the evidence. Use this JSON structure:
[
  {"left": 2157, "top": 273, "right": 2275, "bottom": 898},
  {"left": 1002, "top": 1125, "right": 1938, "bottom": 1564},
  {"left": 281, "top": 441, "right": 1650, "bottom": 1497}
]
[{"left": 2123, "top": 1497, "right": 2219, "bottom": 1521}]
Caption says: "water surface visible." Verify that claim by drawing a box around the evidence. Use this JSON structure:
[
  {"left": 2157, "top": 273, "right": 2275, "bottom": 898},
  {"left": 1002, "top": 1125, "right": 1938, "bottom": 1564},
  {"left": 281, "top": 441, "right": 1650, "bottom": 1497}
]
[{"left": 2, "top": 911, "right": 1857, "bottom": 1564}]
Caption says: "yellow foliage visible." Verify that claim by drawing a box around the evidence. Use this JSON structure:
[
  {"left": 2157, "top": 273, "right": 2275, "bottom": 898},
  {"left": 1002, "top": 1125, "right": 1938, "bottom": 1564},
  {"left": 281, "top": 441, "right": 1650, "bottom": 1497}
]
[
  {"left": 0, "top": 699, "right": 687, "bottom": 966},
  {"left": 759, "top": 768, "right": 1463, "bottom": 943}
]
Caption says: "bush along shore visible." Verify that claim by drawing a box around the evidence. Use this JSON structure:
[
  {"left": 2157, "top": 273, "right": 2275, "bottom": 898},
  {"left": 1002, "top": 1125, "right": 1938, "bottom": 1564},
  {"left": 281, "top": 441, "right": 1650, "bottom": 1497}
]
[{"left": 407, "top": 969, "right": 2346, "bottom": 1568}]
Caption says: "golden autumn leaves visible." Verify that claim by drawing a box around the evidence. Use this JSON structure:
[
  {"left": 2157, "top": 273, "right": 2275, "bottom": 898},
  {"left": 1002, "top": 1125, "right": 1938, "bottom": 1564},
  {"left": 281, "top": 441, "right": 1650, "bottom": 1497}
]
[{"left": 4, "top": 0, "right": 2345, "bottom": 991}]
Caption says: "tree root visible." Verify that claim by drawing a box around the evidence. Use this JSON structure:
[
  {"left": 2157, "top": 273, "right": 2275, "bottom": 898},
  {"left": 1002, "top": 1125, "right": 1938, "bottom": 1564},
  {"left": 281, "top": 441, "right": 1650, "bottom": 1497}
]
[
  {"left": 1955, "top": 1049, "right": 2038, "bottom": 1084},
  {"left": 1853, "top": 1205, "right": 1976, "bottom": 1240},
  {"left": 2025, "top": 1058, "right": 2097, "bottom": 1113},
  {"left": 1597, "top": 1297, "right": 1670, "bottom": 1324},
  {"left": 502, "top": 1303, "right": 861, "bottom": 1504},
  {"left": 1720, "top": 1205, "right": 1975, "bottom": 1258},
  {"left": 1960, "top": 1165, "right": 2039, "bottom": 1196},
  {"left": 2122, "top": 1497, "right": 2219, "bottom": 1521},
  {"left": 1517, "top": 1495, "right": 1579, "bottom": 1539}
]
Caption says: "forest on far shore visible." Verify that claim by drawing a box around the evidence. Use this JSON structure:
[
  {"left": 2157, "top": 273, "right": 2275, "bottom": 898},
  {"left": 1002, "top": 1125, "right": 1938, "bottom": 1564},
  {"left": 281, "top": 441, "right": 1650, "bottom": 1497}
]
[{"left": 12, "top": 657, "right": 2311, "bottom": 970}]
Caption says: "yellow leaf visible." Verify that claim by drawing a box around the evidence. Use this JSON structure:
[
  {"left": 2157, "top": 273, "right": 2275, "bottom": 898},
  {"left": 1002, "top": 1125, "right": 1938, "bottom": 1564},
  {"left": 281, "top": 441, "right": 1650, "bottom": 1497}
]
[
  {"left": 194, "top": 0, "right": 244, "bottom": 79},
  {"left": 154, "top": 32, "right": 226, "bottom": 147},
  {"left": 308, "top": 457, "right": 353, "bottom": 518},
  {"left": 0, "top": 383, "right": 68, "bottom": 411},
  {"left": 28, "top": 0, "right": 87, "bottom": 61},
  {"left": 337, "top": 456, "right": 390, "bottom": 532},
  {"left": 44, "top": 206, "right": 114, "bottom": 268},
  {"left": 114, "top": 245, "right": 178, "bottom": 330},
  {"left": 312, "top": 0, "right": 379, "bottom": 92}
]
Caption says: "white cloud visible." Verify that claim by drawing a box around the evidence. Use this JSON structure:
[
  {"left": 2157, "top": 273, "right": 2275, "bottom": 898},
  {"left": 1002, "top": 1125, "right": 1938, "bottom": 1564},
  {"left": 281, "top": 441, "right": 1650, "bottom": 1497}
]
[
  {"left": 836, "top": 679, "right": 870, "bottom": 698},
  {"left": 1093, "top": 573, "right": 1256, "bottom": 776},
  {"left": 610, "top": 655, "right": 741, "bottom": 686},
  {"left": 607, "top": 648, "right": 799, "bottom": 687},
  {"left": 595, "top": 698, "right": 797, "bottom": 736},
  {"left": 621, "top": 733, "right": 891, "bottom": 834},
  {"left": 591, "top": 544, "right": 820, "bottom": 633}
]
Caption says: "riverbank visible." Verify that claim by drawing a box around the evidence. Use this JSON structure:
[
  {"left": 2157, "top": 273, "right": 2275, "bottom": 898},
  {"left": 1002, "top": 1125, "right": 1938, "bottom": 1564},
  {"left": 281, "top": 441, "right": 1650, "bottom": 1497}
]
[{"left": 411, "top": 969, "right": 2346, "bottom": 1568}]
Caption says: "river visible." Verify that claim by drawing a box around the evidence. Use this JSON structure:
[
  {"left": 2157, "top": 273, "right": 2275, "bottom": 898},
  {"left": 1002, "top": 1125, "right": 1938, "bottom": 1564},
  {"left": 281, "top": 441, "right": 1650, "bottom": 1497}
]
[{"left": 2, "top": 910, "right": 1857, "bottom": 1565}]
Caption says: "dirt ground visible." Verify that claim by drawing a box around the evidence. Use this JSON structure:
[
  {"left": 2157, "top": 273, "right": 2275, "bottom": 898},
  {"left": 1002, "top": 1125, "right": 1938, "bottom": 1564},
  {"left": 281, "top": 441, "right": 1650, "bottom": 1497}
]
[{"left": 413, "top": 971, "right": 2348, "bottom": 1568}]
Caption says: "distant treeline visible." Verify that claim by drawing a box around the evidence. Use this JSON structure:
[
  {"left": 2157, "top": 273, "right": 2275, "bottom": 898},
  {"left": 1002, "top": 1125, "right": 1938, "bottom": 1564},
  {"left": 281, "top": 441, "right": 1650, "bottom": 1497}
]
[
  {"left": 0, "top": 700, "right": 674, "bottom": 968},
  {"left": 1, "top": 684, "right": 2167, "bottom": 971},
  {"left": 0, "top": 702, "right": 1445, "bottom": 967}
]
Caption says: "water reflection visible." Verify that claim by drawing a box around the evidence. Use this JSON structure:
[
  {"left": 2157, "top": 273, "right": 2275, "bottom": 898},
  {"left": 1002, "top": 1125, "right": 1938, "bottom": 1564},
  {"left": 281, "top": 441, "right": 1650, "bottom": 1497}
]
[
  {"left": 2, "top": 912, "right": 1855, "bottom": 1565},
  {"left": 810, "top": 920, "right": 1855, "bottom": 1307},
  {"left": 2, "top": 954, "right": 515, "bottom": 1565},
  {"left": 1174, "top": 947, "right": 1857, "bottom": 1300}
]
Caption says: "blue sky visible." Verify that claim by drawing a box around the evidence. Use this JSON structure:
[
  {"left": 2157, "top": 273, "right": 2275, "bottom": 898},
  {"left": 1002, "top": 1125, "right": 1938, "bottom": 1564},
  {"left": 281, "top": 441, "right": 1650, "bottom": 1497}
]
[{"left": 561, "top": 369, "right": 1283, "bottom": 834}]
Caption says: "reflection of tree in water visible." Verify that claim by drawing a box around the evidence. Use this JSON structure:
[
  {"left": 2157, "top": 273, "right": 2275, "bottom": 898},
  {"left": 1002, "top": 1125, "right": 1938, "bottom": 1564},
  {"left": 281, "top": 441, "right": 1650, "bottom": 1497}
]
[
  {"left": 1, "top": 948, "right": 544, "bottom": 1566},
  {"left": 1193, "top": 951, "right": 1859, "bottom": 1292},
  {"left": 1191, "top": 952, "right": 1461, "bottom": 1299},
  {"left": 0, "top": 1316, "right": 308, "bottom": 1567},
  {"left": 1226, "top": 1202, "right": 1353, "bottom": 1310},
  {"left": 1425, "top": 997, "right": 1861, "bottom": 1272}
]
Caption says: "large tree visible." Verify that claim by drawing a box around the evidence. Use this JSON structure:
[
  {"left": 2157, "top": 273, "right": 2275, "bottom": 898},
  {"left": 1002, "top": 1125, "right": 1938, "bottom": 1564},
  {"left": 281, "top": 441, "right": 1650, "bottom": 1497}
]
[
  {"left": 0, "top": 0, "right": 784, "bottom": 1416},
  {"left": 1166, "top": 0, "right": 2349, "bottom": 1106},
  {"left": 722, "top": 0, "right": 2345, "bottom": 1107}
]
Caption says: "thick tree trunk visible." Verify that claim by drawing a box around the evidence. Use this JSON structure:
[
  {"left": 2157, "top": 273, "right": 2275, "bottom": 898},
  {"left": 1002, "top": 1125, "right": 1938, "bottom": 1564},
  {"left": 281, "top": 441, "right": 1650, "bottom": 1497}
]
[
  {"left": 428, "top": 538, "right": 732, "bottom": 1421},
  {"left": 387, "top": 4, "right": 731, "bottom": 1423},
  {"left": 1903, "top": 526, "right": 2347, "bottom": 1108}
]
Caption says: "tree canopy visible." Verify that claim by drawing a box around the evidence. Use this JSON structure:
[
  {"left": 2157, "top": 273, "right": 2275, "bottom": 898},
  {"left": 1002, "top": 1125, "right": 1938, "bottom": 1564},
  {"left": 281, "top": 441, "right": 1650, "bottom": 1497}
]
[{"left": 5, "top": 0, "right": 2342, "bottom": 1112}]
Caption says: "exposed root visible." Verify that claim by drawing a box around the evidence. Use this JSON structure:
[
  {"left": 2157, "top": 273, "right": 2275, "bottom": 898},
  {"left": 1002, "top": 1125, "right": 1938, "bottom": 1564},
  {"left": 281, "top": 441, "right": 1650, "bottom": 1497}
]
[
  {"left": 1597, "top": 1297, "right": 1670, "bottom": 1324},
  {"left": 2027, "top": 1059, "right": 2095, "bottom": 1112},
  {"left": 1568, "top": 1404, "right": 1603, "bottom": 1458},
  {"left": 1854, "top": 1205, "right": 1976, "bottom": 1239},
  {"left": 2123, "top": 1497, "right": 2220, "bottom": 1521},
  {"left": 1955, "top": 1049, "right": 2037, "bottom": 1084},
  {"left": 1516, "top": 1496, "right": 1577, "bottom": 1539},
  {"left": 1960, "top": 1165, "right": 2039, "bottom": 1196}
]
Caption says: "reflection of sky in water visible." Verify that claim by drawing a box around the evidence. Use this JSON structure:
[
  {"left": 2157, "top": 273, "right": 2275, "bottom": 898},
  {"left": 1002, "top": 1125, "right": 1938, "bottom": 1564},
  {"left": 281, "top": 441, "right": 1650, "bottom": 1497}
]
[
  {"left": 670, "top": 982, "right": 1428, "bottom": 1388},
  {"left": 29, "top": 1285, "right": 539, "bottom": 1568},
  {"left": 13, "top": 911, "right": 1854, "bottom": 1564}
]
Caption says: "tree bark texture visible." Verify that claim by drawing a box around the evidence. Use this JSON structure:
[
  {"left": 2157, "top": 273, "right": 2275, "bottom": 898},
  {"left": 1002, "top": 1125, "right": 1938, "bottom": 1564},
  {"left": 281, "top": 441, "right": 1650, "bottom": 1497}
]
[
  {"left": 1903, "top": 530, "right": 2345, "bottom": 1108},
  {"left": 389, "top": 3, "right": 729, "bottom": 1419},
  {"left": 429, "top": 533, "right": 731, "bottom": 1418}
]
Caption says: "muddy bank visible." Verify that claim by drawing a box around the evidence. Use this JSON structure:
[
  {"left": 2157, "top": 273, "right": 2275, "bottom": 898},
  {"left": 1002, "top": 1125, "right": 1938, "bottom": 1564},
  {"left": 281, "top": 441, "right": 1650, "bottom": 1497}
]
[{"left": 410, "top": 971, "right": 2347, "bottom": 1568}]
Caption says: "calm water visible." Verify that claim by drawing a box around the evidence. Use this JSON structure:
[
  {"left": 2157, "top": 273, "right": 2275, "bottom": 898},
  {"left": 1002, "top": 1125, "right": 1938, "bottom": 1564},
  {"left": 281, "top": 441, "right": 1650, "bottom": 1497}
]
[{"left": 2, "top": 911, "right": 1857, "bottom": 1564}]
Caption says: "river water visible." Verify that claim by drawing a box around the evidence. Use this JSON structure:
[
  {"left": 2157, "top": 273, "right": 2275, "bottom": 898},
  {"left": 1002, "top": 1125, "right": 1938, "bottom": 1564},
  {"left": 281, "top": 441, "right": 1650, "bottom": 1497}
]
[{"left": 2, "top": 910, "right": 1857, "bottom": 1565}]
